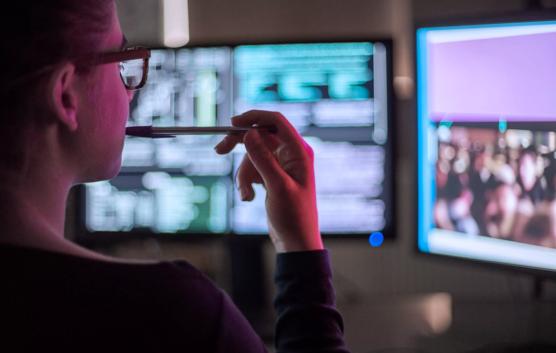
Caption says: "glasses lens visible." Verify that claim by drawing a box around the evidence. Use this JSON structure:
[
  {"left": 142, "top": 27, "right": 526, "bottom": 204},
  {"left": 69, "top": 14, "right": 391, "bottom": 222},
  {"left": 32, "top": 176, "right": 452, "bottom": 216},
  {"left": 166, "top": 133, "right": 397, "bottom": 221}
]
[{"left": 120, "top": 58, "right": 145, "bottom": 89}]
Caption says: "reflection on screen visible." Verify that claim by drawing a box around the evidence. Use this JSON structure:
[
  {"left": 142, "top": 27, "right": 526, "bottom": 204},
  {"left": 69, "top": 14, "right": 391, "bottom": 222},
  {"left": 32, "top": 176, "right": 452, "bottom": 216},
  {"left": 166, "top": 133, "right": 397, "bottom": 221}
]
[
  {"left": 417, "top": 20, "right": 556, "bottom": 272},
  {"left": 84, "top": 42, "right": 392, "bottom": 236}
]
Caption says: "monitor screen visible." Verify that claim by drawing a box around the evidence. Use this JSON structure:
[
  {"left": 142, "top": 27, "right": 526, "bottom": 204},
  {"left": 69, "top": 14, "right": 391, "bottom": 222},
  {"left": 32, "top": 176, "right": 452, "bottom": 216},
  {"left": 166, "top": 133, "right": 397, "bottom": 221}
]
[
  {"left": 79, "top": 40, "right": 394, "bottom": 239},
  {"left": 417, "top": 20, "right": 556, "bottom": 274}
]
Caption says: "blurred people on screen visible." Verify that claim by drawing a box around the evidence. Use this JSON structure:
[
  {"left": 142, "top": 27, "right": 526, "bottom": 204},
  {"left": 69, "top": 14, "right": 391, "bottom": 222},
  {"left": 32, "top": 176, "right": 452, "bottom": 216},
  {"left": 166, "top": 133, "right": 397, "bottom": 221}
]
[{"left": 434, "top": 126, "right": 556, "bottom": 249}]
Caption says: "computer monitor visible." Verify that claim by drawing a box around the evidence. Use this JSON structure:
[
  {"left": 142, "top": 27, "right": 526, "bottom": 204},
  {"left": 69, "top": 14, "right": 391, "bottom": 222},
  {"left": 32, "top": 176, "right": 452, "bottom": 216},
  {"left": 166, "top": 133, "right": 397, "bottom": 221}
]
[
  {"left": 76, "top": 39, "right": 394, "bottom": 242},
  {"left": 416, "top": 18, "right": 556, "bottom": 276}
]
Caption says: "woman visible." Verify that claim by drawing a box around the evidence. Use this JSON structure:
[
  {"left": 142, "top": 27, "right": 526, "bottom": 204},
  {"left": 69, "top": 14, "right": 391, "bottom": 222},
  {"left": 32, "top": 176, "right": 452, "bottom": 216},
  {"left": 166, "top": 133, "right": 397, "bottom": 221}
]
[{"left": 0, "top": 1, "right": 349, "bottom": 352}]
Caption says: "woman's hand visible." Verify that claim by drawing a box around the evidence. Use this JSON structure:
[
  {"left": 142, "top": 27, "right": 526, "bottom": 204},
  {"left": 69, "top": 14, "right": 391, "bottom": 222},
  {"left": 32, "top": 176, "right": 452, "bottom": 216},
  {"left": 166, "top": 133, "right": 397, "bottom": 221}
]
[{"left": 214, "top": 110, "right": 323, "bottom": 253}]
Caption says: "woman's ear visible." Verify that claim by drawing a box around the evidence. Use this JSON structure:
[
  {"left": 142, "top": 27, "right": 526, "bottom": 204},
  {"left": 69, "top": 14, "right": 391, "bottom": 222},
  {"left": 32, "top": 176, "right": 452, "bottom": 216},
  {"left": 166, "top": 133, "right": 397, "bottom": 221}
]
[{"left": 47, "top": 62, "right": 79, "bottom": 132}]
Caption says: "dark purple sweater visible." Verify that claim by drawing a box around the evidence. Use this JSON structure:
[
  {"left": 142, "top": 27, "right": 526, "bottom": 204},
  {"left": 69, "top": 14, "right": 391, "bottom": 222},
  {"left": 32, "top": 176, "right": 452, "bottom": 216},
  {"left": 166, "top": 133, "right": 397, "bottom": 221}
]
[{"left": 0, "top": 245, "right": 350, "bottom": 353}]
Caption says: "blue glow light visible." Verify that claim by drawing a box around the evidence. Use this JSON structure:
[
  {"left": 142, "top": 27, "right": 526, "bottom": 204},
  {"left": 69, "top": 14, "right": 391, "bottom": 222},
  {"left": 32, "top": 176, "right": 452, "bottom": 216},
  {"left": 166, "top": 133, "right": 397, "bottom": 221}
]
[
  {"left": 369, "top": 232, "right": 384, "bottom": 247},
  {"left": 416, "top": 27, "right": 432, "bottom": 253},
  {"left": 498, "top": 119, "right": 507, "bottom": 133}
]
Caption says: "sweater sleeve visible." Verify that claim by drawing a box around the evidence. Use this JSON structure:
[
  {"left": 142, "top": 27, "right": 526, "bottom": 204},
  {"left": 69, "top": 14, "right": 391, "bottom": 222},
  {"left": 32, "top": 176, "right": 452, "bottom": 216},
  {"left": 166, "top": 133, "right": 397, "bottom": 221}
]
[{"left": 274, "top": 250, "right": 351, "bottom": 353}]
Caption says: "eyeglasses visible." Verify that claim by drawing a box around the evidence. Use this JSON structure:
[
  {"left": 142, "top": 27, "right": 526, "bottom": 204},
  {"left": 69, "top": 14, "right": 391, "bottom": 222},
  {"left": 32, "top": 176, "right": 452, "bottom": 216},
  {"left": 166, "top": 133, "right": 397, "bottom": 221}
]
[
  {"left": 2, "top": 46, "right": 151, "bottom": 92},
  {"left": 83, "top": 46, "right": 151, "bottom": 90}
]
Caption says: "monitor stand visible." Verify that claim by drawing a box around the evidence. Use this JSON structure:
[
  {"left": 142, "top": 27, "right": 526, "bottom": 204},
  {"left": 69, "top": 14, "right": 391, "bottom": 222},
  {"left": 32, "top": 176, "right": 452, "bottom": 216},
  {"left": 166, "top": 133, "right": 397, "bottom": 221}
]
[
  {"left": 228, "top": 237, "right": 273, "bottom": 340},
  {"left": 532, "top": 276, "right": 546, "bottom": 301}
]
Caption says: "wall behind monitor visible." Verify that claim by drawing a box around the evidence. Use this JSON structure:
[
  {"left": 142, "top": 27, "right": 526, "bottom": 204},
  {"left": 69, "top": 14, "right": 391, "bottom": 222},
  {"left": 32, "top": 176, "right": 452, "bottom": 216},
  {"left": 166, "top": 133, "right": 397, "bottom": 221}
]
[{"left": 74, "top": 1, "right": 556, "bottom": 351}]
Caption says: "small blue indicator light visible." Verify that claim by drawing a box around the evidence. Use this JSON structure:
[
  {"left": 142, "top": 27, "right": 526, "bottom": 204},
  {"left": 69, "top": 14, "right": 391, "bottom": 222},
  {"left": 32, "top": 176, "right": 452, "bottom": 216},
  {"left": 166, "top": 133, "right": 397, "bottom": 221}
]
[
  {"left": 369, "top": 232, "right": 384, "bottom": 247},
  {"left": 498, "top": 119, "right": 507, "bottom": 133}
]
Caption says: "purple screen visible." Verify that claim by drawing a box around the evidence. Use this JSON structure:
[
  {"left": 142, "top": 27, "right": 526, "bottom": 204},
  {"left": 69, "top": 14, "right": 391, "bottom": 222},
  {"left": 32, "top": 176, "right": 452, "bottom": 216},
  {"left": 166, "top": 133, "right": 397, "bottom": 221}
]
[{"left": 427, "top": 28, "right": 556, "bottom": 122}]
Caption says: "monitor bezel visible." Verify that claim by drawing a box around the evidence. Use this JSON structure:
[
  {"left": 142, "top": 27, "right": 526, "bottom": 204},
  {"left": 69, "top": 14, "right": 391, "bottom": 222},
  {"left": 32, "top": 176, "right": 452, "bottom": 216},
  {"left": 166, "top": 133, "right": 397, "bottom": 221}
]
[
  {"left": 413, "top": 11, "right": 556, "bottom": 281},
  {"left": 74, "top": 37, "right": 397, "bottom": 246}
]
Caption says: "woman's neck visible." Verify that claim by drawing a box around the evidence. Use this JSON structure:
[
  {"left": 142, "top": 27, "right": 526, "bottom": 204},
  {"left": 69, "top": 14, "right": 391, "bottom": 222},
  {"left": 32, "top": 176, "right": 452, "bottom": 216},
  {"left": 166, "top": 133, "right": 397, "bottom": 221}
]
[
  {"left": 0, "top": 172, "right": 157, "bottom": 264},
  {"left": 0, "top": 187, "right": 65, "bottom": 241},
  {"left": 0, "top": 162, "right": 73, "bottom": 246}
]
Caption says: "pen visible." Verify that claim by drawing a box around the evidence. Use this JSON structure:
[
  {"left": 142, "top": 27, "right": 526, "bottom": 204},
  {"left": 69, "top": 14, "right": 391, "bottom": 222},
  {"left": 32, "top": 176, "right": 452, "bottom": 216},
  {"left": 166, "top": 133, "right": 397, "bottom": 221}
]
[{"left": 125, "top": 125, "right": 277, "bottom": 138}]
